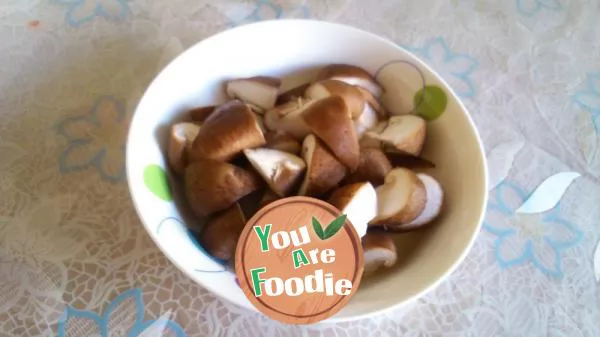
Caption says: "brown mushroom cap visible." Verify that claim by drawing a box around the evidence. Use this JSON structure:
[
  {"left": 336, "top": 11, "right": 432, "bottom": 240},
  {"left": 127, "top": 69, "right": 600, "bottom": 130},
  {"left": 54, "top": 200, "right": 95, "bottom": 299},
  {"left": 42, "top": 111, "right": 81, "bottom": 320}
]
[
  {"left": 189, "top": 100, "right": 266, "bottom": 162},
  {"left": 189, "top": 105, "right": 216, "bottom": 123},
  {"left": 365, "top": 115, "right": 426, "bottom": 156},
  {"left": 264, "top": 98, "right": 313, "bottom": 140},
  {"left": 264, "top": 131, "right": 301, "bottom": 155},
  {"left": 302, "top": 96, "right": 360, "bottom": 171},
  {"left": 184, "top": 159, "right": 261, "bottom": 217},
  {"left": 167, "top": 122, "right": 201, "bottom": 175},
  {"left": 304, "top": 80, "right": 366, "bottom": 119},
  {"left": 362, "top": 232, "right": 397, "bottom": 275},
  {"left": 298, "top": 134, "right": 347, "bottom": 197},
  {"left": 345, "top": 147, "right": 392, "bottom": 186},
  {"left": 243, "top": 147, "right": 306, "bottom": 197},
  {"left": 317, "top": 64, "right": 383, "bottom": 98},
  {"left": 225, "top": 76, "right": 281, "bottom": 111},
  {"left": 369, "top": 167, "right": 427, "bottom": 227},
  {"left": 200, "top": 203, "right": 246, "bottom": 261}
]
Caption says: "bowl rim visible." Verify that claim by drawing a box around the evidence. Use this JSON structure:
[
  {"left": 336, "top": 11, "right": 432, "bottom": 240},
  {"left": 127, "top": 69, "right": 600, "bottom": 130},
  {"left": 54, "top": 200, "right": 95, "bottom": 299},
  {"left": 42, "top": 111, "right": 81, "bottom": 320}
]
[{"left": 125, "top": 18, "right": 489, "bottom": 323}]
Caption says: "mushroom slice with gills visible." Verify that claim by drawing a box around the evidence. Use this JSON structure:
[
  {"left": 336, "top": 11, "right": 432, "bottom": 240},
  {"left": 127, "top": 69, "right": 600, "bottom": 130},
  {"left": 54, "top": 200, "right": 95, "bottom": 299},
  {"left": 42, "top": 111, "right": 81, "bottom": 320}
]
[
  {"left": 345, "top": 147, "right": 392, "bottom": 186},
  {"left": 264, "top": 131, "right": 301, "bottom": 155},
  {"left": 276, "top": 82, "right": 311, "bottom": 105},
  {"left": 365, "top": 115, "right": 426, "bottom": 156},
  {"left": 317, "top": 64, "right": 383, "bottom": 98},
  {"left": 362, "top": 232, "right": 397, "bottom": 275},
  {"left": 302, "top": 96, "right": 360, "bottom": 171},
  {"left": 369, "top": 167, "right": 426, "bottom": 227},
  {"left": 243, "top": 148, "right": 306, "bottom": 197},
  {"left": 167, "top": 122, "right": 201, "bottom": 175},
  {"left": 189, "top": 100, "right": 266, "bottom": 162},
  {"left": 189, "top": 105, "right": 216, "bottom": 123},
  {"left": 400, "top": 174, "right": 444, "bottom": 230},
  {"left": 327, "top": 182, "right": 377, "bottom": 238},
  {"left": 264, "top": 97, "right": 313, "bottom": 140},
  {"left": 184, "top": 159, "right": 261, "bottom": 218},
  {"left": 298, "top": 134, "right": 347, "bottom": 197},
  {"left": 258, "top": 189, "right": 280, "bottom": 209},
  {"left": 304, "top": 80, "right": 366, "bottom": 119},
  {"left": 200, "top": 203, "right": 246, "bottom": 261},
  {"left": 225, "top": 76, "right": 281, "bottom": 111}
]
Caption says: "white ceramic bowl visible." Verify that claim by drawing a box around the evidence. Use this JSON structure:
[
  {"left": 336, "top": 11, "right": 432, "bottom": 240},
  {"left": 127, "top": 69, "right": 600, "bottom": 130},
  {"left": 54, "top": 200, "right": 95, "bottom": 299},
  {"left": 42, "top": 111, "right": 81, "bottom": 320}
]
[{"left": 126, "top": 19, "right": 487, "bottom": 322}]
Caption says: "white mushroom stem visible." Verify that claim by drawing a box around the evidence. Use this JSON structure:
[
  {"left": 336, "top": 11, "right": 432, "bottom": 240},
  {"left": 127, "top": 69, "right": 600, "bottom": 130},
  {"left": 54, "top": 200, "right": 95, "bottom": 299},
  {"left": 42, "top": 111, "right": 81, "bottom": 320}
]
[
  {"left": 226, "top": 76, "right": 281, "bottom": 111},
  {"left": 362, "top": 232, "right": 397, "bottom": 275},
  {"left": 407, "top": 174, "right": 444, "bottom": 227},
  {"left": 243, "top": 148, "right": 306, "bottom": 197},
  {"left": 327, "top": 182, "right": 377, "bottom": 238}
]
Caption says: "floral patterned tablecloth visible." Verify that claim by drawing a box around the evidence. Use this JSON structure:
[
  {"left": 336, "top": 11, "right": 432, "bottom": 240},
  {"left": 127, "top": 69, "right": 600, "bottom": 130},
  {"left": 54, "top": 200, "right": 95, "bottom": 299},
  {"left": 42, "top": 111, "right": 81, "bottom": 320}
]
[{"left": 1, "top": 1, "right": 600, "bottom": 336}]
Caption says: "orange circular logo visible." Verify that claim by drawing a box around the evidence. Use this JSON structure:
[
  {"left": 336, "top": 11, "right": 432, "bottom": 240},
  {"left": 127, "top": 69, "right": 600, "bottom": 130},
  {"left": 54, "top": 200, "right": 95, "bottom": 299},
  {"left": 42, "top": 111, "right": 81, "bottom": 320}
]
[{"left": 234, "top": 196, "right": 364, "bottom": 324}]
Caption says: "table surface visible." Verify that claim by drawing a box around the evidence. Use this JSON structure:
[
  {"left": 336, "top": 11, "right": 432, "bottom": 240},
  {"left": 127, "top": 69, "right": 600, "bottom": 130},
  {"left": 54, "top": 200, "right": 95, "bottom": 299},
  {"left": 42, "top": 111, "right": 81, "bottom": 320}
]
[{"left": 1, "top": 1, "right": 600, "bottom": 336}]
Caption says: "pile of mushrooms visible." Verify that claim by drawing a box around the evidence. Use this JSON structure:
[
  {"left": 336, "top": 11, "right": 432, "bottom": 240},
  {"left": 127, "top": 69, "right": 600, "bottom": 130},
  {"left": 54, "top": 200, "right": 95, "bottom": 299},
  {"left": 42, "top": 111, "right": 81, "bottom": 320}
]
[{"left": 167, "top": 64, "right": 444, "bottom": 276}]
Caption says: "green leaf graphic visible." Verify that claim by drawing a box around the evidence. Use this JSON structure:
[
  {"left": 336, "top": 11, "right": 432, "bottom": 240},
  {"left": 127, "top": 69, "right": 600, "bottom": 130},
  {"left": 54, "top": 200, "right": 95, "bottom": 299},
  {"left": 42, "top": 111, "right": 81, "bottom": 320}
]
[
  {"left": 414, "top": 85, "right": 447, "bottom": 121},
  {"left": 323, "top": 214, "right": 347, "bottom": 240},
  {"left": 312, "top": 217, "right": 325, "bottom": 240},
  {"left": 143, "top": 164, "right": 173, "bottom": 201}
]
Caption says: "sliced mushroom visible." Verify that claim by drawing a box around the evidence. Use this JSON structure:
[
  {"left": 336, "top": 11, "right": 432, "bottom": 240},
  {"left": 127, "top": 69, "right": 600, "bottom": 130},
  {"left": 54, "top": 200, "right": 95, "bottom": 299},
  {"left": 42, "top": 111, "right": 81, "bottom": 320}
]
[
  {"left": 264, "top": 97, "right": 313, "bottom": 139},
  {"left": 317, "top": 64, "right": 383, "bottom": 98},
  {"left": 359, "top": 121, "right": 388, "bottom": 149},
  {"left": 385, "top": 147, "right": 436, "bottom": 169},
  {"left": 258, "top": 189, "right": 280, "bottom": 209},
  {"left": 304, "top": 80, "right": 365, "bottom": 119},
  {"left": 345, "top": 148, "right": 392, "bottom": 186},
  {"left": 354, "top": 104, "right": 380, "bottom": 138},
  {"left": 226, "top": 76, "right": 281, "bottom": 111},
  {"left": 356, "top": 86, "right": 386, "bottom": 119},
  {"left": 365, "top": 115, "right": 426, "bottom": 156},
  {"left": 200, "top": 203, "right": 246, "bottom": 261},
  {"left": 243, "top": 148, "right": 306, "bottom": 197},
  {"left": 167, "top": 122, "right": 201, "bottom": 175},
  {"left": 369, "top": 168, "right": 426, "bottom": 227},
  {"left": 402, "top": 174, "right": 444, "bottom": 229},
  {"left": 264, "top": 131, "right": 301, "bottom": 155},
  {"left": 189, "top": 100, "right": 266, "bottom": 162},
  {"left": 276, "top": 82, "right": 310, "bottom": 105},
  {"left": 189, "top": 105, "right": 216, "bottom": 123},
  {"left": 362, "top": 232, "right": 397, "bottom": 275},
  {"left": 298, "top": 134, "right": 347, "bottom": 197},
  {"left": 185, "top": 159, "right": 261, "bottom": 217},
  {"left": 327, "top": 182, "right": 377, "bottom": 238},
  {"left": 302, "top": 96, "right": 360, "bottom": 171}
]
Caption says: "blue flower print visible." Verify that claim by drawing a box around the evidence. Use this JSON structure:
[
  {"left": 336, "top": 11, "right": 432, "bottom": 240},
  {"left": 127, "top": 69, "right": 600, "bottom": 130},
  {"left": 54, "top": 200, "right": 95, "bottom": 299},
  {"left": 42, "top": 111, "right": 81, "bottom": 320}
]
[
  {"left": 56, "top": 95, "right": 127, "bottom": 182},
  {"left": 51, "top": 0, "right": 130, "bottom": 27},
  {"left": 226, "top": 0, "right": 310, "bottom": 27},
  {"left": 58, "top": 288, "right": 185, "bottom": 337},
  {"left": 517, "top": 0, "right": 562, "bottom": 17},
  {"left": 483, "top": 181, "right": 583, "bottom": 277},
  {"left": 402, "top": 37, "right": 479, "bottom": 98},
  {"left": 573, "top": 72, "right": 600, "bottom": 132}
]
